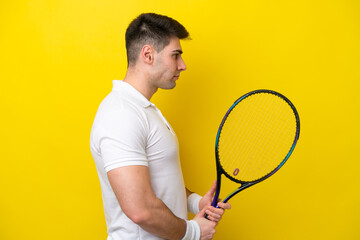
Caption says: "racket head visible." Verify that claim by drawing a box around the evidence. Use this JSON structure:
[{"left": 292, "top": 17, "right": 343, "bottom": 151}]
[{"left": 215, "top": 89, "right": 300, "bottom": 187}]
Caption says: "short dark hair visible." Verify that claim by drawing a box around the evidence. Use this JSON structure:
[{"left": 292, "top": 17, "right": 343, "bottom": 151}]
[{"left": 125, "top": 13, "right": 189, "bottom": 66}]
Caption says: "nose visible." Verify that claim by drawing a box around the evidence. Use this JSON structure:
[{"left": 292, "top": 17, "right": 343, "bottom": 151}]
[{"left": 178, "top": 57, "right": 187, "bottom": 71}]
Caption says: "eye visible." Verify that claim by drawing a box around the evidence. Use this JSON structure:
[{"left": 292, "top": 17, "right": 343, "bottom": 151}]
[{"left": 173, "top": 54, "right": 179, "bottom": 59}]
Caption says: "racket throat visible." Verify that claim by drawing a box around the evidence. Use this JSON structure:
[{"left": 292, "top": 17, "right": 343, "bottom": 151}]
[{"left": 223, "top": 182, "right": 255, "bottom": 204}]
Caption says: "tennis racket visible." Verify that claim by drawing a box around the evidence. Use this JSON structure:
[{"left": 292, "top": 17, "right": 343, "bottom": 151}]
[{"left": 211, "top": 89, "right": 300, "bottom": 208}]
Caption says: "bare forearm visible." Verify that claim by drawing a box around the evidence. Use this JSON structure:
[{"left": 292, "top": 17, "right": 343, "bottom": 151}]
[
  {"left": 108, "top": 166, "right": 187, "bottom": 239},
  {"left": 136, "top": 197, "right": 186, "bottom": 239}
]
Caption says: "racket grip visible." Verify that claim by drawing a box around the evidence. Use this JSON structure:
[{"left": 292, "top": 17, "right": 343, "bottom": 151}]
[{"left": 211, "top": 189, "right": 220, "bottom": 207}]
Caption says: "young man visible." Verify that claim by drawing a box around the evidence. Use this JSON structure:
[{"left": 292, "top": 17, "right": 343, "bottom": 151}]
[{"left": 90, "top": 13, "right": 230, "bottom": 240}]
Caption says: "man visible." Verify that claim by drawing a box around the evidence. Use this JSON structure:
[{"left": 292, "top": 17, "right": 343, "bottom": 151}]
[{"left": 90, "top": 13, "right": 230, "bottom": 240}]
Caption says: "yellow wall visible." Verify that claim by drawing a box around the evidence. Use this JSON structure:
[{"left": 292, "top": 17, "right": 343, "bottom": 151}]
[{"left": 1, "top": 0, "right": 359, "bottom": 239}]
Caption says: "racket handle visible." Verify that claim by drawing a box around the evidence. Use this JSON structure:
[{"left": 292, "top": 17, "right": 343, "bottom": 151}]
[{"left": 211, "top": 190, "right": 220, "bottom": 207}]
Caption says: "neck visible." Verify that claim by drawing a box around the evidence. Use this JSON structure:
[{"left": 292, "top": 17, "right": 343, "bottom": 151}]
[{"left": 123, "top": 67, "right": 157, "bottom": 101}]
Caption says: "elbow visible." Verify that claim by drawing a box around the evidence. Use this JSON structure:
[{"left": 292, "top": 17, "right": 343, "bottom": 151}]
[
  {"left": 127, "top": 209, "right": 152, "bottom": 226},
  {"left": 119, "top": 195, "right": 158, "bottom": 226}
]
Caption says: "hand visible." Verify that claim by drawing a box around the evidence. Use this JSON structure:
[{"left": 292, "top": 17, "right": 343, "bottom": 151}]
[
  {"left": 199, "top": 180, "right": 232, "bottom": 222},
  {"left": 193, "top": 206, "right": 216, "bottom": 240}
]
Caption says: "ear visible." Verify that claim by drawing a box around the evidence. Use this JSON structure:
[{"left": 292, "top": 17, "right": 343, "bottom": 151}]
[{"left": 141, "top": 45, "right": 155, "bottom": 64}]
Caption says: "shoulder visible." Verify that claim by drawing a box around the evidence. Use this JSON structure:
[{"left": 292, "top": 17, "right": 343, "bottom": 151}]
[
  {"left": 95, "top": 90, "right": 148, "bottom": 125},
  {"left": 90, "top": 81, "right": 152, "bottom": 143}
]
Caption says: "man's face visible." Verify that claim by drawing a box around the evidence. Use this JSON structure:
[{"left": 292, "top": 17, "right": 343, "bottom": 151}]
[{"left": 151, "top": 37, "right": 187, "bottom": 90}]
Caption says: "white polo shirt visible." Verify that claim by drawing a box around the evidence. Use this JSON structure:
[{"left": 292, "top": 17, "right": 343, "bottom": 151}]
[{"left": 90, "top": 80, "right": 187, "bottom": 240}]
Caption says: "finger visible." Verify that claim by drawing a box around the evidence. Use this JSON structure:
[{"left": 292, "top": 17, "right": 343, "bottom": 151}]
[
  {"left": 204, "top": 180, "right": 217, "bottom": 198},
  {"left": 205, "top": 209, "right": 222, "bottom": 222},
  {"left": 206, "top": 215, "right": 220, "bottom": 224},
  {"left": 217, "top": 202, "right": 232, "bottom": 210},
  {"left": 209, "top": 206, "right": 225, "bottom": 217},
  {"left": 196, "top": 204, "right": 208, "bottom": 218}
]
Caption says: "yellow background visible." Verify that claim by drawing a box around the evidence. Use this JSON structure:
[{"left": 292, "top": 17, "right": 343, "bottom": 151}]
[{"left": 1, "top": 0, "right": 359, "bottom": 239}]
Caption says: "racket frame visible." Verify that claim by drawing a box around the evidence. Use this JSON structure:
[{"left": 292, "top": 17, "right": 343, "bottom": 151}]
[{"left": 211, "top": 89, "right": 300, "bottom": 207}]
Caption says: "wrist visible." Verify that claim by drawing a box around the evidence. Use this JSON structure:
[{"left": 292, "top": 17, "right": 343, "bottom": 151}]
[
  {"left": 187, "top": 193, "right": 202, "bottom": 214},
  {"left": 181, "top": 220, "right": 200, "bottom": 240}
]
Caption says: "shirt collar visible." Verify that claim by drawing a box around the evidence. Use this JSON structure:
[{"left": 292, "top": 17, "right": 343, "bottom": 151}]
[{"left": 112, "top": 80, "right": 155, "bottom": 108}]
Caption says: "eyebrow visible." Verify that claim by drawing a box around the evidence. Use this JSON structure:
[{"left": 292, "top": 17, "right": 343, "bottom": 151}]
[{"left": 172, "top": 49, "right": 183, "bottom": 54}]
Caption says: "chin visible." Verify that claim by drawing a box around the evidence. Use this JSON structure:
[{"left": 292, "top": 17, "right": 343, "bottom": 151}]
[
  {"left": 165, "top": 84, "right": 176, "bottom": 90},
  {"left": 161, "top": 82, "right": 176, "bottom": 90}
]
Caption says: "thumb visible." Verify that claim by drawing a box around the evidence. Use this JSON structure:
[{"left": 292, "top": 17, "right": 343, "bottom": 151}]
[{"left": 204, "top": 180, "right": 217, "bottom": 198}]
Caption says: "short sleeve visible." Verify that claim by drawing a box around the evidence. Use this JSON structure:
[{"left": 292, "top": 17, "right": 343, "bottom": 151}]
[{"left": 97, "top": 108, "right": 149, "bottom": 172}]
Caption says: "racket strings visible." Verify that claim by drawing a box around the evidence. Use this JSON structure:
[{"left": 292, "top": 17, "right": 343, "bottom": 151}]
[
  {"left": 237, "top": 97, "right": 288, "bottom": 180},
  {"left": 236, "top": 111, "right": 294, "bottom": 181},
  {"left": 224, "top": 96, "right": 276, "bottom": 177},
  {"left": 236, "top": 95, "right": 282, "bottom": 170},
  {"left": 232, "top": 107, "right": 293, "bottom": 180},
  {"left": 222, "top": 95, "right": 281, "bottom": 179},
  {"left": 221, "top": 94, "right": 277, "bottom": 168},
  {"left": 218, "top": 93, "right": 297, "bottom": 182},
  {"left": 246, "top": 115, "right": 294, "bottom": 180},
  {"left": 221, "top": 97, "right": 257, "bottom": 172}
]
